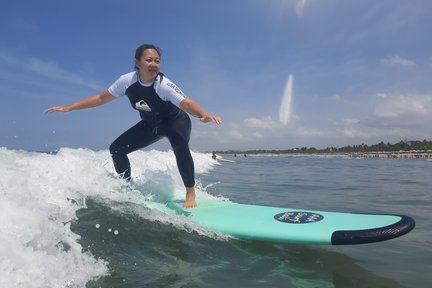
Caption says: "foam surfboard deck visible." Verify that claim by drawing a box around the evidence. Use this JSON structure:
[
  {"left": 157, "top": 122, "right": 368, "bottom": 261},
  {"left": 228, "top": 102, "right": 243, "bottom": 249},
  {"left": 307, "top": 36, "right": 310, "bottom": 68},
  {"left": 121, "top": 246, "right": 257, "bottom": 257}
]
[{"left": 165, "top": 198, "right": 415, "bottom": 245}]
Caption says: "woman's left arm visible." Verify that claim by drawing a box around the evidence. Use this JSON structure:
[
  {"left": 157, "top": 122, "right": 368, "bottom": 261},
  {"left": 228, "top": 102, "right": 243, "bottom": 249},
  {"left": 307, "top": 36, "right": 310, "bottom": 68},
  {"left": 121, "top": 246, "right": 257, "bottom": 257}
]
[{"left": 180, "top": 98, "right": 222, "bottom": 125}]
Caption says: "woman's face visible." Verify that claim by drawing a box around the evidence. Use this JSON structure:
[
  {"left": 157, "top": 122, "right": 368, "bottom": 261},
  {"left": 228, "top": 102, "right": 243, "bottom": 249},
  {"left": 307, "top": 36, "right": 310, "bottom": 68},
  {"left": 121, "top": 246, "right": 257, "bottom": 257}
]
[{"left": 135, "top": 48, "right": 161, "bottom": 82}]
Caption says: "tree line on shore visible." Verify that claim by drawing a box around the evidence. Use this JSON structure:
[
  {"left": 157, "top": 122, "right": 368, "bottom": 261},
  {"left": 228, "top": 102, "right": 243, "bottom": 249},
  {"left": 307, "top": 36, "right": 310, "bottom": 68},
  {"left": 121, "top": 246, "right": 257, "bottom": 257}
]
[{"left": 217, "top": 139, "right": 432, "bottom": 155}]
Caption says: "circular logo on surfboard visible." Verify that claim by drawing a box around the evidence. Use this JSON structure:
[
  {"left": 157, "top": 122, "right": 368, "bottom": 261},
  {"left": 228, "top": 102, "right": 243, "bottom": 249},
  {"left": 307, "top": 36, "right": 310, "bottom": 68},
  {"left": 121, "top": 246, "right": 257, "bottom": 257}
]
[{"left": 274, "top": 211, "right": 324, "bottom": 224}]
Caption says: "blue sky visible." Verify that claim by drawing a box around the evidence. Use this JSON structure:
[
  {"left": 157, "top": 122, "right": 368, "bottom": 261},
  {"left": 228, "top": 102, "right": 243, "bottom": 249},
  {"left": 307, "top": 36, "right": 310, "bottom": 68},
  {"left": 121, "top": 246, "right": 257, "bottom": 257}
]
[{"left": 1, "top": 0, "right": 431, "bottom": 151}]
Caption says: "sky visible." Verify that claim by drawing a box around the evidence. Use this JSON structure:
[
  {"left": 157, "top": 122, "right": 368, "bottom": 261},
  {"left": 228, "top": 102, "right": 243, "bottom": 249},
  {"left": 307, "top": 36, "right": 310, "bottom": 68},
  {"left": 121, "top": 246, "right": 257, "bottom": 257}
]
[{"left": 1, "top": 0, "right": 431, "bottom": 152}]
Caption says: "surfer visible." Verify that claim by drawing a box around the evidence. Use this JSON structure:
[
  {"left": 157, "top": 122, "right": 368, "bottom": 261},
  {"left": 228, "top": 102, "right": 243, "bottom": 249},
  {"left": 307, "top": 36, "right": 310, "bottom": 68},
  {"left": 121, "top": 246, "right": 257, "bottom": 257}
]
[{"left": 44, "top": 44, "right": 222, "bottom": 208}]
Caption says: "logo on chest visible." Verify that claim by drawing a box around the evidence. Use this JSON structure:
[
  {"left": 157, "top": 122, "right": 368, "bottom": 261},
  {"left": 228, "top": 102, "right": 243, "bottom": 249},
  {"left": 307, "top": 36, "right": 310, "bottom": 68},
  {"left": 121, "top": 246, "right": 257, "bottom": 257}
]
[{"left": 135, "top": 100, "right": 152, "bottom": 112}]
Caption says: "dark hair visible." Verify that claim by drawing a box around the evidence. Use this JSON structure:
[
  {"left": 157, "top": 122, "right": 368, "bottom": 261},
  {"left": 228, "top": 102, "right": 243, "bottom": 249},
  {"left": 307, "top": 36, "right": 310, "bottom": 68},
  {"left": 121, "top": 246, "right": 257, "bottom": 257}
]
[{"left": 134, "top": 44, "right": 162, "bottom": 70}]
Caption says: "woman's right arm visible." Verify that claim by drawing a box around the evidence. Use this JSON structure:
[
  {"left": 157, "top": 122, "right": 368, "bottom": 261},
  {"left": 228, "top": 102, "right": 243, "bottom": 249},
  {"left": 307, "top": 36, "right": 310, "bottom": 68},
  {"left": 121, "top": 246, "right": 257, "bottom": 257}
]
[{"left": 44, "top": 90, "right": 117, "bottom": 114}]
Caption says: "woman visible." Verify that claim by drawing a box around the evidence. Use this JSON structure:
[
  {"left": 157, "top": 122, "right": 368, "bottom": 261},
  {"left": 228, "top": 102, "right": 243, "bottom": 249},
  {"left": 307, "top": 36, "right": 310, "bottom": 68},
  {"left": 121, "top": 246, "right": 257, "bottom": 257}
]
[{"left": 45, "top": 44, "right": 222, "bottom": 208}]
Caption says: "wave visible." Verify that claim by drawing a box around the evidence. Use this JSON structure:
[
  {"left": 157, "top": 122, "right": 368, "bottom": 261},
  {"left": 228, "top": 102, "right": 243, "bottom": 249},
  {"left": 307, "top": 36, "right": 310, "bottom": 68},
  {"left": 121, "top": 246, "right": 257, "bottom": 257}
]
[{"left": 0, "top": 147, "right": 221, "bottom": 287}]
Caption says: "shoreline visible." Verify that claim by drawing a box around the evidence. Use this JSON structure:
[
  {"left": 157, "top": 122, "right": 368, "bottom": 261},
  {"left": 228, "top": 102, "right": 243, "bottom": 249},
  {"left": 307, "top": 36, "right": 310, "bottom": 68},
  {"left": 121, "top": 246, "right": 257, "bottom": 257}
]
[{"left": 219, "top": 150, "right": 432, "bottom": 160}]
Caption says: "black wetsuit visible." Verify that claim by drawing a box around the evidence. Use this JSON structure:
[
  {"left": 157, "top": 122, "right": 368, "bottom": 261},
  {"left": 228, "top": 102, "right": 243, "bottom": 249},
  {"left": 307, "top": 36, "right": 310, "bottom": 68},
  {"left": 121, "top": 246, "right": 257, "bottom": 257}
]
[{"left": 108, "top": 72, "right": 195, "bottom": 187}]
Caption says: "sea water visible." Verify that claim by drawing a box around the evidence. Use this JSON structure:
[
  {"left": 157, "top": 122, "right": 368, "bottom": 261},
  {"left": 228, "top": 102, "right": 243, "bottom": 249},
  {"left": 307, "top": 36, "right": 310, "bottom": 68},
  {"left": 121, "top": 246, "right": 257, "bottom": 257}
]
[{"left": 0, "top": 147, "right": 431, "bottom": 288}]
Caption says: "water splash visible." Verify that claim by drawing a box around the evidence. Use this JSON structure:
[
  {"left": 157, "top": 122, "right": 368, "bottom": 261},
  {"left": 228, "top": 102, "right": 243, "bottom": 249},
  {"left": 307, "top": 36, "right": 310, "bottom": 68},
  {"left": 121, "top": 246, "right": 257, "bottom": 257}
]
[
  {"left": 0, "top": 147, "right": 221, "bottom": 287},
  {"left": 279, "top": 74, "right": 294, "bottom": 125}
]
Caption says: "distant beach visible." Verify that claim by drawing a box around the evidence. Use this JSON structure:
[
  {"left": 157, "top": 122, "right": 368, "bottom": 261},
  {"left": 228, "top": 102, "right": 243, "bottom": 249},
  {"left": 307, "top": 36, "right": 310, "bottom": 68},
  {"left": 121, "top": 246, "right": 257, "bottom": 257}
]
[
  {"left": 219, "top": 150, "right": 432, "bottom": 160},
  {"left": 215, "top": 139, "right": 432, "bottom": 160}
]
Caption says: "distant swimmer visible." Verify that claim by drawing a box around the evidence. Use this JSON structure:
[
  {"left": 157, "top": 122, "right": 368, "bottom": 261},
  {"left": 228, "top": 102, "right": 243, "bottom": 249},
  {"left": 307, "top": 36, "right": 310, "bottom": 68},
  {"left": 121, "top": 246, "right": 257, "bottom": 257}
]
[
  {"left": 44, "top": 44, "right": 222, "bottom": 209},
  {"left": 212, "top": 151, "right": 217, "bottom": 160}
]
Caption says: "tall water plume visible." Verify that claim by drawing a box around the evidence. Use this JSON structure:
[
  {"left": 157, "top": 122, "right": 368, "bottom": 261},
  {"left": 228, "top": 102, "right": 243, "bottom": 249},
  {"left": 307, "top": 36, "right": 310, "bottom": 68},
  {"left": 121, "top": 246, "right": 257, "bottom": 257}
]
[{"left": 279, "top": 74, "right": 293, "bottom": 125}]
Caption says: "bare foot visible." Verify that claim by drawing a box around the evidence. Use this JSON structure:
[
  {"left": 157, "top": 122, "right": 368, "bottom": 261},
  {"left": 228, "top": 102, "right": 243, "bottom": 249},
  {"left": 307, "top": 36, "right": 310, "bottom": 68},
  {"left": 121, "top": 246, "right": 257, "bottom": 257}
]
[{"left": 183, "top": 187, "right": 197, "bottom": 209}]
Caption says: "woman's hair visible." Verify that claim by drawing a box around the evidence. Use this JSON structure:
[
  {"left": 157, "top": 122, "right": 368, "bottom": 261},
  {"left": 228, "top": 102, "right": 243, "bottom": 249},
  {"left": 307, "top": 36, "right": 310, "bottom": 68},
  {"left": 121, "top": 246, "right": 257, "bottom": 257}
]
[{"left": 134, "top": 44, "right": 162, "bottom": 70}]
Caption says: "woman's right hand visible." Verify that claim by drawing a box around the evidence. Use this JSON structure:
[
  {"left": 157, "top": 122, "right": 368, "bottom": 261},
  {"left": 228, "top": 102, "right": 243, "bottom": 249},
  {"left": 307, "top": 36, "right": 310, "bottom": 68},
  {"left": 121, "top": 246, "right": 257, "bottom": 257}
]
[
  {"left": 44, "top": 90, "right": 117, "bottom": 115},
  {"left": 44, "top": 106, "right": 72, "bottom": 114}
]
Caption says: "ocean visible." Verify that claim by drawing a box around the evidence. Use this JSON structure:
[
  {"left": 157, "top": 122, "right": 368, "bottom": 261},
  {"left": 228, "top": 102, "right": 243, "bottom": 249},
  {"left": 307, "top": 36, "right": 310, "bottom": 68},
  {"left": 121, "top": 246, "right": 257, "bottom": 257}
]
[{"left": 0, "top": 147, "right": 430, "bottom": 288}]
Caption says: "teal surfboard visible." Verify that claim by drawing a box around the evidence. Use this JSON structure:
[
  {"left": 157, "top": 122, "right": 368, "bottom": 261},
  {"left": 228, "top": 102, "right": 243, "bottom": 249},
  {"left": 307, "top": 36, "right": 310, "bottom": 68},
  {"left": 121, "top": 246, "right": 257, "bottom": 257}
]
[{"left": 164, "top": 198, "right": 415, "bottom": 245}]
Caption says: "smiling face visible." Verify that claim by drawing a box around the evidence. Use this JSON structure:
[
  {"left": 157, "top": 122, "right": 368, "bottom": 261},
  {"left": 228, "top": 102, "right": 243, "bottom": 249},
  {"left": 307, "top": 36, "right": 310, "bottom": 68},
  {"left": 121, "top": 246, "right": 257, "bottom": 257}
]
[{"left": 135, "top": 48, "right": 161, "bottom": 83}]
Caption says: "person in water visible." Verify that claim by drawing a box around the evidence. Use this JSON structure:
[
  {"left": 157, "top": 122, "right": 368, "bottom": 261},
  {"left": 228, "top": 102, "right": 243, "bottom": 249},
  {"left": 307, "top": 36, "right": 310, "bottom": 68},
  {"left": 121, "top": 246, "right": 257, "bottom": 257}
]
[{"left": 44, "top": 44, "right": 222, "bottom": 208}]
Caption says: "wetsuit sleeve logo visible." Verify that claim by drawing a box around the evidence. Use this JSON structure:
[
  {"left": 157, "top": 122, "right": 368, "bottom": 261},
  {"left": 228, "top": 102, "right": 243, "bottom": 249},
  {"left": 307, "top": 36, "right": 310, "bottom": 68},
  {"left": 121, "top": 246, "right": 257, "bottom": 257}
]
[{"left": 166, "top": 82, "right": 184, "bottom": 96}]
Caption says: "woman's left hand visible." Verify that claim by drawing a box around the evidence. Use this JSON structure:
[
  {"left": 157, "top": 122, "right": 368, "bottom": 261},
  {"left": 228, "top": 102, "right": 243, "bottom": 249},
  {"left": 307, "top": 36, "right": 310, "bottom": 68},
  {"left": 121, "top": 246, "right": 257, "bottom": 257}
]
[
  {"left": 180, "top": 98, "right": 222, "bottom": 125},
  {"left": 200, "top": 114, "right": 222, "bottom": 125}
]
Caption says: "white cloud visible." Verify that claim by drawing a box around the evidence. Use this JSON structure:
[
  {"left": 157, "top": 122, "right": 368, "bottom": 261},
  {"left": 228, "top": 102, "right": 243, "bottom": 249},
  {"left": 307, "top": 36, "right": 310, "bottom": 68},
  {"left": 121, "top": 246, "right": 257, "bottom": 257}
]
[
  {"left": 340, "top": 127, "right": 371, "bottom": 139},
  {"left": 26, "top": 58, "right": 102, "bottom": 91},
  {"left": 326, "top": 92, "right": 432, "bottom": 143},
  {"left": 380, "top": 55, "right": 416, "bottom": 68},
  {"left": 375, "top": 92, "right": 388, "bottom": 99},
  {"left": 229, "top": 130, "right": 244, "bottom": 140},
  {"left": 330, "top": 94, "right": 342, "bottom": 101},
  {"left": 0, "top": 50, "right": 103, "bottom": 91},
  {"left": 244, "top": 116, "right": 279, "bottom": 129},
  {"left": 293, "top": 127, "right": 325, "bottom": 137},
  {"left": 374, "top": 93, "right": 432, "bottom": 119},
  {"left": 252, "top": 132, "right": 264, "bottom": 139},
  {"left": 343, "top": 118, "right": 361, "bottom": 125},
  {"left": 9, "top": 19, "right": 39, "bottom": 34}
]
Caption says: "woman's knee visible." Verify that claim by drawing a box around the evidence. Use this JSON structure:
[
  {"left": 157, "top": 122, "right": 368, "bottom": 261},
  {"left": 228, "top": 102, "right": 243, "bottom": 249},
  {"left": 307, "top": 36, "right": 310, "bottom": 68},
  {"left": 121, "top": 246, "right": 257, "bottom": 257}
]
[
  {"left": 109, "top": 141, "right": 119, "bottom": 155},
  {"left": 109, "top": 139, "right": 128, "bottom": 157}
]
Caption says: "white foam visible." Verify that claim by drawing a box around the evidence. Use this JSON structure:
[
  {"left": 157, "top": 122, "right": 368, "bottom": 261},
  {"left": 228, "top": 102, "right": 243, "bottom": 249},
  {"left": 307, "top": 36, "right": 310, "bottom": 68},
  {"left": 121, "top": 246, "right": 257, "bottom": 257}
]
[{"left": 0, "top": 147, "right": 222, "bottom": 287}]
